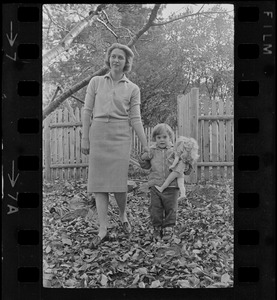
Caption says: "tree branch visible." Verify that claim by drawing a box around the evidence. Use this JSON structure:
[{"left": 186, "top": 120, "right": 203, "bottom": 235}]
[
  {"left": 43, "top": 66, "right": 109, "bottom": 119},
  {"left": 96, "top": 17, "right": 118, "bottom": 39},
  {"left": 127, "top": 4, "right": 161, "bottom": 47},
  {"left": 43, "top": 4, "right": 162, "bottom": 119},
  {"left": 43, "top": 4, "right": 108, "bottom": 68},
  {"left": 50, "top": 86, "right": 62, "bottom": 103},
  {"left": 70, "top": 94, "right": 84, "bottom": 104},
  {"left": 43, "top": 6, "right": 69, "bottom": 33},
  {"left": 101, "top": 9, "right": 136, "bottom": 38},
  {"left": 152, "top": 9, "right": 231, "bottom": 26}
]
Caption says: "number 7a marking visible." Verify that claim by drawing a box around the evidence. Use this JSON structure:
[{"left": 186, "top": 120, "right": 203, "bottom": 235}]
[
  {"left": 6, "top": 52, "right": 16, "bottom": 61},
  {"left": 8, "top": 192, "right": 18, "bottom": 201}
]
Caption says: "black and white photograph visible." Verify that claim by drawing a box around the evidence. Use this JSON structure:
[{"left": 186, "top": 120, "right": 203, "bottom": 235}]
[{"left": 42, "top": 3, "right": 234, "bottom": 289}]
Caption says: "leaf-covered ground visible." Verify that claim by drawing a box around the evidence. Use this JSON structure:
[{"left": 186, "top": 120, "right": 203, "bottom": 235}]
[{"left": 43, "top": 178, "right": 233, "bottom": 288}]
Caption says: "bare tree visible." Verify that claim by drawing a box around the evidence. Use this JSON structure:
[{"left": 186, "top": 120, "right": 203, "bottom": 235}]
[{"left": 43, "top": 4, "right": 231, "bottom": 119}]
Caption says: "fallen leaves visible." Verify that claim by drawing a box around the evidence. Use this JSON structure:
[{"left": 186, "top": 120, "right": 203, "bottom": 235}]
[
  {"left": 138, "top": 281, "right": 145, "bottom": 288},
  {"left": 150, "top": 279, "right": 161, "bottom": 288},
  {"left": 177, "top": 279, "right": 190, "bottom": 288},
  {"left": 100, "top": 274, "right": 108, "bottom": 286},
  {"left": 43, "top": 179, "right": 234, "bottom": 288},
  {"left": 62, "top": 238, "right": 72, "bottom": 246}
]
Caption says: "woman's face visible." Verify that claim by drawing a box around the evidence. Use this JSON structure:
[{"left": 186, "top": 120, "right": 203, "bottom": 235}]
[{"left": 109, "top": 48, "right": 126, "bottom": 73}]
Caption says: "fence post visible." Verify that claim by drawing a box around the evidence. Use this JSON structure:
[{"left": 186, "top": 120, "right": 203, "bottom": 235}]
[
  {"left": 190, "top": 87, "right": 199, "bottom": 183},
  {"left": 177, "top": 95, "right": 183, "bottom": 136},
  {"left": 44, "top": 116, "right": 51, "bottom": 181}
]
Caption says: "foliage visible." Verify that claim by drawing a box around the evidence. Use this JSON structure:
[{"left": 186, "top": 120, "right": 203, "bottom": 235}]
[
  {"left": 43, "top": 178, "right": 233, "bottom": 288},
  {"left": 43, "top": 4, "right": 234, "bottom": 126},
  {"left": 134, "top": 5, "right": 234, "bottom": 126}
]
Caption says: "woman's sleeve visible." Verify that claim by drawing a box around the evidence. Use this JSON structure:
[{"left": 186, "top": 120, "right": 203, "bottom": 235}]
[
  {"left": 82, "top": 78, "right": 96, "bottom": 139},
  {"left": 129, "top": 86, "right": 148, "bottom": 148}
]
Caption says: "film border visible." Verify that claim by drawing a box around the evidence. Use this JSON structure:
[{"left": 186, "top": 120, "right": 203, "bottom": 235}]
[{"left": 1, "top": 2, "right": 275, "bottom": 299}]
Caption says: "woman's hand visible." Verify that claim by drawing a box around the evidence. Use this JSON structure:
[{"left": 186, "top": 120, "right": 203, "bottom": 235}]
[
  {"left": 141, "top": 152, "right": 148, "bottom": 160},
  {"left": 81, "top": 138, "right": 90, "bottom": 155},
  {"left": 141, "top": 146, "right": 150, "bottom": 160},
  {"left": 142, "top": 145, "right": 150, "bottom": 154}
]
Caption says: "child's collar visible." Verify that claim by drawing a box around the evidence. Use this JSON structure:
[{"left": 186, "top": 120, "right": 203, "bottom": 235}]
[{"left": 151, "top": 142, "right": 173, "bottom": 149}]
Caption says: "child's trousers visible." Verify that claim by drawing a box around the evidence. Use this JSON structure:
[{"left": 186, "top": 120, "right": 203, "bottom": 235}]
[{"left": 149, "top": 187, "right": 179, "bottom": 228}]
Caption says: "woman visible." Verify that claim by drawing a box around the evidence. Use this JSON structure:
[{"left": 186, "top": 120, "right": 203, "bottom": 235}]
[{"left": 81, "top": 43, "right": 149, "bottom": 248}]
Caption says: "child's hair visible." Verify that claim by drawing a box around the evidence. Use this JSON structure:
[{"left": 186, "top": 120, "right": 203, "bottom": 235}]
[
  {"left": 151, "top": 123, "right": 174, "bottom": 142},
  {"left": 176, "top": 136, "right": 200, "bottom": 162}
]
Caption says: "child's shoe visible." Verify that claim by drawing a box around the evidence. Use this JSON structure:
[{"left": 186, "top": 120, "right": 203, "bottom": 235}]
[
  {"left": 162, "top": 226, "right": 174, "bottom": 241},
  {"left": 153, "top": 227, "right": 162, "bottom": 242}
]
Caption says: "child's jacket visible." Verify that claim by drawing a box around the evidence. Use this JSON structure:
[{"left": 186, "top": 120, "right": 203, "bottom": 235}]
[{"left": 139, "top": 143, "right": 184, "bottom": 188}]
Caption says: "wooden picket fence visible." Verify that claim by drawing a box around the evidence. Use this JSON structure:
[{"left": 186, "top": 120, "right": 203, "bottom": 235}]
[
  {"left": 177, "top": 88, "right": 233, "bottom": 182},
  {"left": 43, "top": 88, "right": 233, "bottom": 182},
  {"left": 43, "top": 108, "right": 178, "bottom": 181}
]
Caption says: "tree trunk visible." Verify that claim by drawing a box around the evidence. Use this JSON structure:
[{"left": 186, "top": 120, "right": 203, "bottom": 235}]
[
  {"left": 43, "top": 66, "right": 109, "bottom": 119},
  {"left": 43, "top": 4, "right": 161, "bottom": 119},
  {"left": 43, "top": 4, "right": 108, "bottom": 68}
]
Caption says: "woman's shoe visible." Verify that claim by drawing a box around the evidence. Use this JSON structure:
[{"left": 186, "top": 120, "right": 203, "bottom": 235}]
[
  {"left": 121, "top": 221, "right": 132, "bottom": 234},
  {"left": 89, "top": 234, "right": 109, "bottom": 249}
]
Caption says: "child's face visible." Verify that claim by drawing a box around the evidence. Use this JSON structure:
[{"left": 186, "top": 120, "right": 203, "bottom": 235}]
[{"left": 155, "top": 132, "right": 171, "bottom": 149}]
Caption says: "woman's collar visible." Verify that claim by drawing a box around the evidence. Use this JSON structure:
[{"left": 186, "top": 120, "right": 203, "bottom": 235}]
[{"left": 104, "top": 72, "right": 129, "bottom": 83}]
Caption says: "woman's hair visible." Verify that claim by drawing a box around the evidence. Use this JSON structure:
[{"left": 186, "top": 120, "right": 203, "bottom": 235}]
[
  {"left": 104, "top": 43, "right": 134, "bottom": 73},
  {"left": 176, "top": 136, "right": 200, "bottom": 162},
  {"left": 151, "top": 123, "right": 174, "bottom": 142}
]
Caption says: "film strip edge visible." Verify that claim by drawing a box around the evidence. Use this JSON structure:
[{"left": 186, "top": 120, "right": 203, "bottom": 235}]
[
  {"left": 2, "top": 3, "right": 42, "bottom": 300},
  {"left": 2, "top": 2, "right": 276, "bottom": 300},
  {"left": 235, "top": 1, "right": 275, "bottom": 299}
]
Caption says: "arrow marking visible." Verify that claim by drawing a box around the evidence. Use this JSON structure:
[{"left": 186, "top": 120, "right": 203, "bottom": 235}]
[
  {"left": 8, "top": 160, "right": 19, "bottom": 188},
  {"left": 6, "top": 21, "right": 18, "bottom": 47}
]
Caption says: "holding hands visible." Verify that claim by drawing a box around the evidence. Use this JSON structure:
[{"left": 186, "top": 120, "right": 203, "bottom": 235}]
[{"left": 141, "top": 145, "right": 150, "bottom": 160}]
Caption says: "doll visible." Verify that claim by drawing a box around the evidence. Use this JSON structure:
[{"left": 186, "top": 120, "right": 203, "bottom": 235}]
[{"left": 155, "top": 136, "right": 199, "bottom": 201}]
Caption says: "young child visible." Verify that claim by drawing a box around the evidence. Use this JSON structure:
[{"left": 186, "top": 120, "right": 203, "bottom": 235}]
[
  {"left": 139, "top": 123, "right": 183, "bottom": 242},
  {"left": 155, "top": 136, "right": 199, "bottom": 201}
]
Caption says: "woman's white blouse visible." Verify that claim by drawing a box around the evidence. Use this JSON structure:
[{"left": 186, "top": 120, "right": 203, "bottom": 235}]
[{"left": 83, "top": 73, "right": 141, "bottom": 124}]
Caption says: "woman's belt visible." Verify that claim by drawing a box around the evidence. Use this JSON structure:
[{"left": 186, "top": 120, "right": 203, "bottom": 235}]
[{"left": 93, "top": 116, "right": 128, "bottom": 123}]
